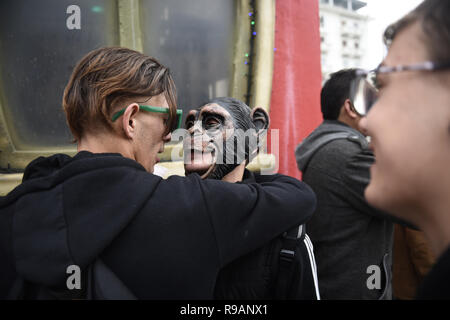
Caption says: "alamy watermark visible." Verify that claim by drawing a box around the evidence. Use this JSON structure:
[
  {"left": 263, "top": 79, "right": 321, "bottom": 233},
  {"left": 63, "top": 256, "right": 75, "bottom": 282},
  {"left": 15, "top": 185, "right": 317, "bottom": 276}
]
[
  {"left": 66, "top": 263, "right": 382, "bottom": 293},
  {"left": 66, "top": 5, "right": 81, "bottom": 30},
  {"left": 366, "top": 265, "right": 381, "bottom": 290},
  {"left": 66, "top": 265, "right": 81, "bottom": 290}
]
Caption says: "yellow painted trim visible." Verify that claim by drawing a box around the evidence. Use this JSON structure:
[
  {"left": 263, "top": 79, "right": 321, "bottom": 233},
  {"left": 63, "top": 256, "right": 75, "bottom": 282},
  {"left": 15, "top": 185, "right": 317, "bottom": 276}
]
[
  {"left": 231, "top": 0, "right": 252, "bottom": 102},
  {"left": 155, "top": 161, "right": 185, "bottom": 179},
  {"left": 248, "top": 0, "right": 275, "bottom": 162},
  {"left": 246, "top": 153, "right": 276, "bottom": 173},
  {"left": 249, "top": 0, "right": 275, "bottom": 113},
  {"left": 157, "top": 143, "right": 183, "bottom": 162},
  {"left": 0, "top": 93, "right": 15, "bottom": 169},
  {"left": 0, "top": 89, "right": 77, "bottom": 169},
  {"left": 0, "top": 173, "right": 23, "bottom": 196},
  {"left": 118, "top": 0, "right": 143, "bottom": 52}
]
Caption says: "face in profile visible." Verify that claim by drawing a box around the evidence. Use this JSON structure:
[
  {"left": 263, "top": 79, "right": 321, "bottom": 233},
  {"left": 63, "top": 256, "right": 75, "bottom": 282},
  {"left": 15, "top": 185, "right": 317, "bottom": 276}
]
[
  {"left": 131, "top": 94, "right": 172, "bottom": 173},
  {"left": 361, "top": 22, "right": 450, "bottom": 225}
]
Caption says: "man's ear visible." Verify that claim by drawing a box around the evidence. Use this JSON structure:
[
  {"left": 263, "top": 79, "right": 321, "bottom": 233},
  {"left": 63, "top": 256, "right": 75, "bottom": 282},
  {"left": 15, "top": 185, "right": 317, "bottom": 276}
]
[
  {"left": 250, "top": 107, "right": 270, "bottom": 134},
  {"left": 343, "top": 99, "right": 359, "bottom": 119},
  {"left": 121, "top": 103, "right": 140, "bottom": 139}
]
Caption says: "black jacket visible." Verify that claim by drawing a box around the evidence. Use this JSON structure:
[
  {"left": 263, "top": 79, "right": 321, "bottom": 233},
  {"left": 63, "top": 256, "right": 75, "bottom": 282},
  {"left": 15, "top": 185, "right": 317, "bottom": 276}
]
[
  {"left": 214, "top": 170, "right": 320, "bottom": 300},
  {"left": 295, "top": 120, "right": 408, "bottom": 300},
  {"left": 416, "top": 246, "right": 450, "bottom": 300},
  {"left": 0, "top": 151, "right": 316, "bottom": 299}
]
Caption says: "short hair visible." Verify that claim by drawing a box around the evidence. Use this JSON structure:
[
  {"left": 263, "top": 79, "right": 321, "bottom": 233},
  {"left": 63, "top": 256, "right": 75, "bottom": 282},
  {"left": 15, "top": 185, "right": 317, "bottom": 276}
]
[
  {"left": 209, "top": 97, "right": 253, "bottom": 131},
  {"left": 320, "top": 68, "right": 358, "bottom": 120},
  {"left": 384, "top": 0, "right": 450, "bottom": 62},
  {"left": 63, "top": 47, "right": 177, "bottom": 142}
]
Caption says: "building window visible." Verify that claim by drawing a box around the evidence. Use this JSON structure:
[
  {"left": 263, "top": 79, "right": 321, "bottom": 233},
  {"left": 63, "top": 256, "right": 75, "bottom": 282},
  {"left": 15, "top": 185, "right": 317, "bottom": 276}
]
[
  {"left": 355, "top": 42, "right": 359, "bottom": 49},
  {"left": 335, "top": 0, "right": 349, "bottom": 10},
  {"left": 343, "top": 58, "right": 349, "bottom": 68},
  {"left": 0, "top": 0, "right": 119, "bottom": 149},
  {"left": 140, "top": 0, "right": 236, "bottom": 124},
  {"left": 320, "top": 16, "right": 324, "bottom": 27},
  {"left": 321, "top": 36, "right": 325, "bottom": 43},
  {"left": 342, "top": 40, "right": 347, "bottom": 47}
]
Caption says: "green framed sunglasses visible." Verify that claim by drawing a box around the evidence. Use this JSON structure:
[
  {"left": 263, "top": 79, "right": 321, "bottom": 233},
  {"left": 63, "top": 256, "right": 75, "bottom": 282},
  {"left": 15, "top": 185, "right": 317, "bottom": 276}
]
[{"left": 111, "top": 105, "right": 183, "bottom": 132}]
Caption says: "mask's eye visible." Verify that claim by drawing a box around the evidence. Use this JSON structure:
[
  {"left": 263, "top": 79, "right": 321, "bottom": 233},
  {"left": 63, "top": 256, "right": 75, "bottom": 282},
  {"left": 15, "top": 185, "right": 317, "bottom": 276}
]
[
  {"left": 204, "top": 117, "right": 220, "bottom": 130},
  {"left": 185, "top": 115, "right": 197, "bottom": 129},
  {"left": 185, "top": 119, "right": 194, "bottom": 129}
]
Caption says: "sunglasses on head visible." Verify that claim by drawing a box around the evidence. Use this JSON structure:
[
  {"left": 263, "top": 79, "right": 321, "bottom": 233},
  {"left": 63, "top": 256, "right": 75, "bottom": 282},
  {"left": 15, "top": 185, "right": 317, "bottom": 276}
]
[{"left": 111, "top": 105, "right": 183, "bottom": 132}]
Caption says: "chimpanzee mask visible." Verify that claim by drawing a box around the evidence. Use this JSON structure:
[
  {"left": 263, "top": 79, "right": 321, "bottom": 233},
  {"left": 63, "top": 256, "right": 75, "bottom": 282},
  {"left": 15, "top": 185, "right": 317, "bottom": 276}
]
[{"left": 183, "top": 97, "right": 269, "bottom": 180}]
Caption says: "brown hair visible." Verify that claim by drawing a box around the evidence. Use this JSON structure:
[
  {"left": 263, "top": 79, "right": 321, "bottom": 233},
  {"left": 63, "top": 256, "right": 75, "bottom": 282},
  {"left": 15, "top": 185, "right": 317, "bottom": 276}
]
[
  {"left": 383, "top": 0, "right": 450, "bottom": 62},
  {"left": 62, "top": 47, "right": 177, "bottom": 142}
]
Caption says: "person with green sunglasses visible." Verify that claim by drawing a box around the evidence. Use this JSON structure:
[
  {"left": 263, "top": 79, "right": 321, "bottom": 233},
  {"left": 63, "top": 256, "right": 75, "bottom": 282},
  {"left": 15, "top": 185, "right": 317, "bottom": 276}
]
[
  {"left": 1, "top": 47, "right": 317, "bottom": 300},
  {"left": 112, "top": 105, "right": 183, "bottom": 133},
  {"left": 109, "top": 102, "right": 182, "bottom": 172}
]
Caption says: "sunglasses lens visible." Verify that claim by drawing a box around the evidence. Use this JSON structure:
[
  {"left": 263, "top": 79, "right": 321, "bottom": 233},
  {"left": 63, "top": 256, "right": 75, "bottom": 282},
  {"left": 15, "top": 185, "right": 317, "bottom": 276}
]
[
  {"left": 351, "top": 76, "right": 378, "bottom": 116},
  {"left": 351, "top": 77, "right": 366, "bottom": 115},
  {"left": 364, "top": 83, "right": 378, "bottom": 114},
  {"left": 175, "top": 114, "right": 181, "bottom": 131},
  {"left": 169, "top": 113, "right": 182, "bottom": 132}
]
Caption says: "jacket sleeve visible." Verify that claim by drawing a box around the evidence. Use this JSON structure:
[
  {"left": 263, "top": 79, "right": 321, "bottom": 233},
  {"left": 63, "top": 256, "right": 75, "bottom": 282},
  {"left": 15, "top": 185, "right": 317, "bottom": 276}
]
[
  {"left": 342, "top": 148, "right": 417, "bottom": 228},
  {"left": 197, "top": 173, "right": 316, "bottom": 267}
]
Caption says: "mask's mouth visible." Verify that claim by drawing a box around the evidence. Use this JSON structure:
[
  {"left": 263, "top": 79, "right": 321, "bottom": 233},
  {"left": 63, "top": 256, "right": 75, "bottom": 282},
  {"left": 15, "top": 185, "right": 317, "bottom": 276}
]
[{"left": 184, "top": 148, "right": 216, "bottom": 178}]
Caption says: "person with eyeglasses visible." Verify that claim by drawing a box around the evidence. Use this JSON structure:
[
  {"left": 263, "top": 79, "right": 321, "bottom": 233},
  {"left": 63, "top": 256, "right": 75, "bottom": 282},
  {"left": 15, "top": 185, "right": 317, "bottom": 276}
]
[
  {"left": 295, "top": 68, "right": 414, "bottom": 300},
  {"left": 0, "top": 47, "right": 317, "bottom": 299},
  {"left": 356, "top": 0, "right": 450, "bottom": 299}
]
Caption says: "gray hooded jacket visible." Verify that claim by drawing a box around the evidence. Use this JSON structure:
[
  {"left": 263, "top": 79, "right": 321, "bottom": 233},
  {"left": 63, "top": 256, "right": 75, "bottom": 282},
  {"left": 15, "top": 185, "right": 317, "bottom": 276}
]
[{"left": 295, "top": 120, "right": 402, "bottom": 300}]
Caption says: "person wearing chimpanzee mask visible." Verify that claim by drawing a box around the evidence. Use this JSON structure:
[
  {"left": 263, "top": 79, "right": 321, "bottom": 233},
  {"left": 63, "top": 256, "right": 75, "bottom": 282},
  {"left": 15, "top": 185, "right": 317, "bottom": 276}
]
[
  {"left": 183, "top": 97, "right": 320, "bottom": 299},
  {"left": 0, "top": 49, "right": 318, "bottom": 300}
]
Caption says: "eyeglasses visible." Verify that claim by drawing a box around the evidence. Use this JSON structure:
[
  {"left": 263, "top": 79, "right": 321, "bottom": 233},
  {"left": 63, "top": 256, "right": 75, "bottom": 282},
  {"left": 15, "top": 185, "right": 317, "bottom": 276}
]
[
  {"left": 111, "top": 105, "right": 183, "bottom": 132},
  {"left": 350, "top": 61, "right": 450, "bottom": 116}
]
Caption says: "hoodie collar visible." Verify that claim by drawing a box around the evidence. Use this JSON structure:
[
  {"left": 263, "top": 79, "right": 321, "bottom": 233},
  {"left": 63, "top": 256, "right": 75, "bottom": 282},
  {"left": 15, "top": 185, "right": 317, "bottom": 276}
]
[
  {"left": 6, "top": 151, "right": 154, "bottom": 287},
  {"left": 22, "top": 151, "right": 125, "bottom": 182},
  {"left": 295, "top": 120, "right": 367, "bottom": 172}
]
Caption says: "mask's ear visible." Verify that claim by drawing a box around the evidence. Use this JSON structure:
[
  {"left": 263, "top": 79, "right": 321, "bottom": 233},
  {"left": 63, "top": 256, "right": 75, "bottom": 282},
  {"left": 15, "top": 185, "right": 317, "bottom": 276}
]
[
  {"left": 250, "top": 107, "right": 270, "bottom": 134},
  {"left": 249, "top": 107, "right": 269, "bottom": 161}
]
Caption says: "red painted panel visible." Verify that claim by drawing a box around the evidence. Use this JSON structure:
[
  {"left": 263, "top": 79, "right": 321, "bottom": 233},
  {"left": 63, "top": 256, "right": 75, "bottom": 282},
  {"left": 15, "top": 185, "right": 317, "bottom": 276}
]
[{"left": 268, "top": 0, "right": 323, "bottom": 179}]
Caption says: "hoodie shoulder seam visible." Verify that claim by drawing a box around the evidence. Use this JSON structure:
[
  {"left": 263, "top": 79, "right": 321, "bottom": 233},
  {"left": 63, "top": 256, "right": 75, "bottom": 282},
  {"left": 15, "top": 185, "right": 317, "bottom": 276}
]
[{"left": 0, "top": 159, "right": 145, "bottom": 209}]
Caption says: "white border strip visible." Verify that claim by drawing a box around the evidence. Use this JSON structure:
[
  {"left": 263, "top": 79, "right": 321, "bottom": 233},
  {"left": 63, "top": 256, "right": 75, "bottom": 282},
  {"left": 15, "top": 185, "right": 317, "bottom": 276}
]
[{"left": 304, "top": 234, "right": 321, "bottom": 300}]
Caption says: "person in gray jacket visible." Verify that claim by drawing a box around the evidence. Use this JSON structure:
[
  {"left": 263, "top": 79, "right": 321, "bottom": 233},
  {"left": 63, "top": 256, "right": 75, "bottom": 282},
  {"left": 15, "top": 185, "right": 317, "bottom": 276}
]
[{"left": 295, "top": 69, "right": 410, "bottom": 300}]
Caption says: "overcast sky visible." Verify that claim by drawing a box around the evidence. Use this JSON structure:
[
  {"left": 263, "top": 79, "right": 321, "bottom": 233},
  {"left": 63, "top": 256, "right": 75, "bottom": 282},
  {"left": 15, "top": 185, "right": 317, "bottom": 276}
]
[{"left": 358, "top": 0, "right": 424, "bottom": 69}]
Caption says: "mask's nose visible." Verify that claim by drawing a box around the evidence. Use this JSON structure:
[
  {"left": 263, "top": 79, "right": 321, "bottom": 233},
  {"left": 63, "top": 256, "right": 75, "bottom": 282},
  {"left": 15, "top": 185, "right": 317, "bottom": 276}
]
[{"left": 190, "top": 132, "right": 207, "bottom": 151}]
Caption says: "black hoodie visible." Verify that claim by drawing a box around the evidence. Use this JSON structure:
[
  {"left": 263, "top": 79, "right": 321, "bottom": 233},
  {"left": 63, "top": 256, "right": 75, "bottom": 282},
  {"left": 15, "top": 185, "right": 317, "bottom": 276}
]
[{"left": 0, "top": 151, "right": 316, "bottom": 299}]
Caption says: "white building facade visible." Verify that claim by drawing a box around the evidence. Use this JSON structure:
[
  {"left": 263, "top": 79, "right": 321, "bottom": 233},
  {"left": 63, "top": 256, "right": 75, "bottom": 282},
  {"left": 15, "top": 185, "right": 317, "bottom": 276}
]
[{"left": 319, "top": 0, "right": 369, "bottom": 81}]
